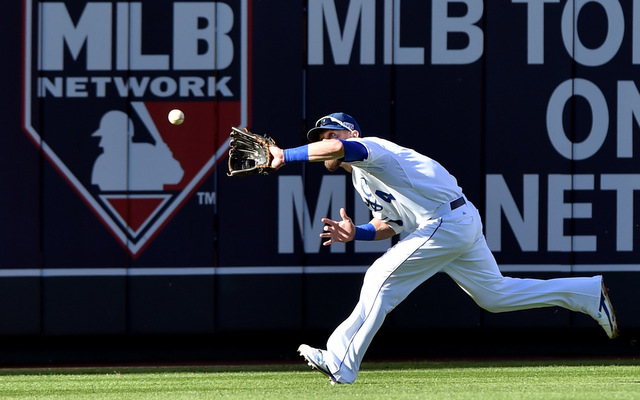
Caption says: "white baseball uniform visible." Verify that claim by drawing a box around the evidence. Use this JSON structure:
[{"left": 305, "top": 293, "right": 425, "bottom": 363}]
[{"left": 322, "top": 137, "right": 603, "bottom": 384}]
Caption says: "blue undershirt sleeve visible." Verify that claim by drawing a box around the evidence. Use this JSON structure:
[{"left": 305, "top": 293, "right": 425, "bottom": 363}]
[
  {"left": 283, "top": 145, "right": 309, "bottom": 163},
  {"left": 354, "top": 223, "right": 376, "bottom": 241},
  {"left": 339, "top": 139, "right": 368, "bottom": 162}
]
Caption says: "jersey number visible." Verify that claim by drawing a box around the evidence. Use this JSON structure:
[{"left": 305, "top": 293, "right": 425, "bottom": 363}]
[{"left": 375, "top": 190, "right": 395, "bottom": 203}]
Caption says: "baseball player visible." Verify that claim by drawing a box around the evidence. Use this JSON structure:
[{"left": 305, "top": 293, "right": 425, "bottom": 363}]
[{"left": 269, "top": 112, "right": 618, "bottom": 385}]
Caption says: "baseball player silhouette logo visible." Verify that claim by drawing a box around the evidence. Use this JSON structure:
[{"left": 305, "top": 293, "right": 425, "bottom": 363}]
[
  {"left": 91, "top": 110, "right": 184, "bottom": 191},
  {"left": 87, "top": 101, "right": 233, "bottom": 254}
]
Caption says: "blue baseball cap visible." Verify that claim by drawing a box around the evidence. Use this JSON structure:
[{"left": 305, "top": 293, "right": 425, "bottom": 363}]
[{"left": 306, "top": 112, "right": 361, "bottom": 142}]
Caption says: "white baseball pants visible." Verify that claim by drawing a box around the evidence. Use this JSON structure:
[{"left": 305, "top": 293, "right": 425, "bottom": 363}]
[{"left": 324, "top": 201, "right": 602, "bottom": 384}]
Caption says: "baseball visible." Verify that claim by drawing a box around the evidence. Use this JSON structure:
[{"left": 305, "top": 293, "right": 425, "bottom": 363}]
[{"left": 168, "top": 109, "right": 184, "bottom": 125}]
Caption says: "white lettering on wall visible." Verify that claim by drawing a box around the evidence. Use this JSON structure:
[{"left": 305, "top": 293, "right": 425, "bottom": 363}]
[
  {"left": 547, "top": 78, "right": 609, "bottom": 160},
  {"left": 278, "top": 175, "right": 346, "bottom": 254},
  {"left": 308, "top": 0, "right": 375, "bottom": 65},
  {"left": 486, "top": 174, "right": 638, "bottom": 253},
  {"left": 39, "top": 2, "right": 235, "bottom": 72},
  {"left": 486, "top": 174, "right": 539, "bottom": 252},
  {"left": 431, "top": 0, "right": 484, "bottom": 65},
  {"left": 40, "top": 2, "right": 112, "bottom": 71}
]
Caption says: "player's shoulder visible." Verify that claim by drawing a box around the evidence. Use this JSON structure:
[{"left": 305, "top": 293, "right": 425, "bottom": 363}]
[
  {"left": 352, "top": 137, "right": 405, "bottom": 155},
  {"left": 348, "top": 137, "right": 407, "bottom": 170},
  {"left": 350, "top": 136, "right": 393, "bottom": 149},
  {"left": 351, "top": 136, "right": 387, "bottom": 144}
]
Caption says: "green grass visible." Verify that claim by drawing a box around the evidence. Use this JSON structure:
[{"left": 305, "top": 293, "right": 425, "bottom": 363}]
[{"left": 0, "top": 359, "right": 638, "bottom": 399}]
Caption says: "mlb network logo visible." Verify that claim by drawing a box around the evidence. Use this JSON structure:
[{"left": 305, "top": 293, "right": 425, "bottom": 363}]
[{"left": 22, "top": 0, "right": 251, "bottom": 256}]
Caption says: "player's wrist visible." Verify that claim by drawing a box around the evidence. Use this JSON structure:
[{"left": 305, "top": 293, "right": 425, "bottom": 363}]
[
  {"left": 283, "top": 145, "right": 309, "bottom": 163},
  {"left": 354, "top": 223, "right": 376, "bottom": 241}
]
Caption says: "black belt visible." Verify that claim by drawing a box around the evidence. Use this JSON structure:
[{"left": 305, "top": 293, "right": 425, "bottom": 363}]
[
  {"left": 430, "top": 196, "right": 467, "bottom": 219},
  {"left": 450, "top": 196, "right": 466, "bottom": 211},
  {"left": 430, "top": 196, "right": 466, "bottom": 220}
]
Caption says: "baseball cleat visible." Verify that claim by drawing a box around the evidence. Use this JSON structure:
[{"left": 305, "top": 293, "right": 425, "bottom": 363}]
[
  {"left": 297, "top": 344, "right": 339, "bottom": 385},
  {"left": 595, "top": 280, "right": 618, "bottom": 339}
]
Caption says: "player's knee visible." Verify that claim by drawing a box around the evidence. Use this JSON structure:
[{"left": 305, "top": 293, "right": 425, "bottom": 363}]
[{"left": 473, "top": 297, "right": 504, "bottom": 313}]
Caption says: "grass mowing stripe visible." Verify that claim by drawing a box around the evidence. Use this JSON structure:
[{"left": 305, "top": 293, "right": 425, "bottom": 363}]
[{"left": 0, "top": 360, "right": 637, "bottom": 400}]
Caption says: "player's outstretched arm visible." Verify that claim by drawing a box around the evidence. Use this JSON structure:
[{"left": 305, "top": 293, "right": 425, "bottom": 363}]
[{"left": 270, "top": 139, "right": 348, "bottom": 170}]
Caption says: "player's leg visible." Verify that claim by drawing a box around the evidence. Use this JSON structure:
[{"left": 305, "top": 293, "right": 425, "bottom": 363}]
[
  {"left": 443, "top": 240, "right": 601, "bottom": 314},
  {"left": 321, "top": 202, "right": 486, "bottom": 383},
  {"left": 436, "top": 202, "right": 602, "bottom": 315},
  {"left": 441, "top": 232, "right": 617, "bottom": 337},
  {"left": 323, "top": 217, "right": 472, "bottom": 383}
]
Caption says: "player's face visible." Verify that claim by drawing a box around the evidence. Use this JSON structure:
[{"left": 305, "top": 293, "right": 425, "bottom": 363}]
[{"left": 318, "top": 129, "right": 358, "bottom": 141}]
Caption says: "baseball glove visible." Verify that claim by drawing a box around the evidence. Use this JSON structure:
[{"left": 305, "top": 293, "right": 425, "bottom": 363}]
[{"left": 227, "top": 127, "right": 276, "bottom": 177}]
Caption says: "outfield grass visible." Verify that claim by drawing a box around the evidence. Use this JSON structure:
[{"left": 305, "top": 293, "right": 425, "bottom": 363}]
[{"left": 0, "top": 359, "right": 638, "bottom": 399}]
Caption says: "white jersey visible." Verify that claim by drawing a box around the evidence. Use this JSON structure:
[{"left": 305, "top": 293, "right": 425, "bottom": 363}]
[{"left": 348, "top": 137, "right": 462, "bottom": 234}]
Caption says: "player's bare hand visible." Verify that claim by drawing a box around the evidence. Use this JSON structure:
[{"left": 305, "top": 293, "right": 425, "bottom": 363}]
[
  {"left": 320, "top": 207, "right": 355, "bottom": 246},
  {"left": 270, "top": 146, "right": 285, "bottom": 170}
]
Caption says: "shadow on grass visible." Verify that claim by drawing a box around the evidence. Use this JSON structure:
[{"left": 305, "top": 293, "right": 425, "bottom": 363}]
[{"left": 0, "top": 358, "right": 637, "bottom": 376}]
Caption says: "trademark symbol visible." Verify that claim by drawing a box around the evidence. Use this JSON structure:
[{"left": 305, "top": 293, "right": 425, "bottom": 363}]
[{"left": 196, "top": 192, "right": 216, "bottom": 206}]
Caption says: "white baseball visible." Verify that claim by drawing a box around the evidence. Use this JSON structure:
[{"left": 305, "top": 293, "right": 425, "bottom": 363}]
[{"left": 168, "top": 109, "right": 185, "bottom": 125}]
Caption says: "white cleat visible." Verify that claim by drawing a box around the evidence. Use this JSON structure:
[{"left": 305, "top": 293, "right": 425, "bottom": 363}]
[
  {"left": 297, "top": 344, "right": 339, "bottom": 385},
  {"left": 595, "top": 280, "right": 619, "bottom": 339}
]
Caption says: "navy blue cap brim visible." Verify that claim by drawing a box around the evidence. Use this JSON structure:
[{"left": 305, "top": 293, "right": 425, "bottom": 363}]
[{"left": 306, "top": 124, "right": 347, "bottom": 142}]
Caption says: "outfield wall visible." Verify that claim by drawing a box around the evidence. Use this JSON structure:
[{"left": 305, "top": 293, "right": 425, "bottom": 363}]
[{"left": 0, "top": 1, "right": 638, "bottom": 350}]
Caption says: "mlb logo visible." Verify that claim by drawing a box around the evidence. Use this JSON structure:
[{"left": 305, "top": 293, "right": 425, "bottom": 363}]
[{"left": 22, "top": 0, "right": 251, "bottom": 256}]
